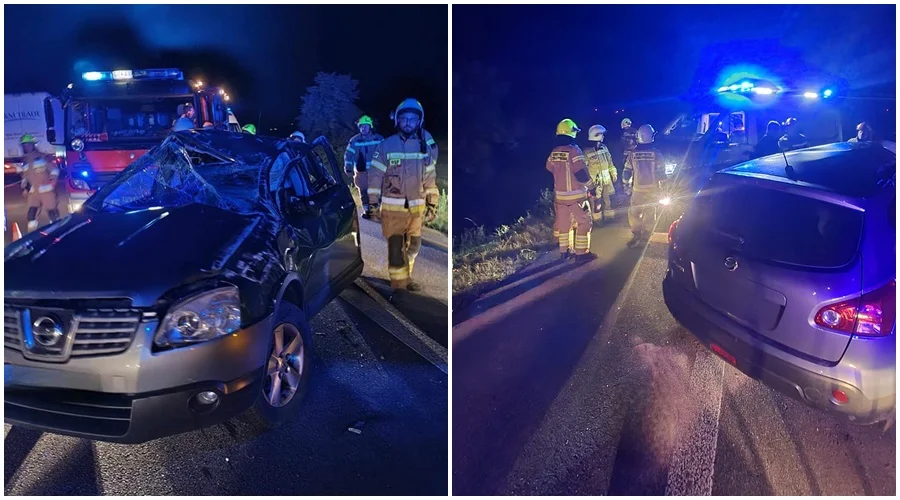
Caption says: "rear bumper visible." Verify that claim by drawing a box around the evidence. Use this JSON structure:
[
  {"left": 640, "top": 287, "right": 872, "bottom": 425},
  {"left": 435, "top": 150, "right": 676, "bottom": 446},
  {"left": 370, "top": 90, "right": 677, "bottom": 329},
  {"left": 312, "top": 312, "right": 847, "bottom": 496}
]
[
  {"left": 4, "top": 369, "right": 262, "bottom": 444},
  {"left": 663, "top": 274, "right": 895, "bottom": 425}
]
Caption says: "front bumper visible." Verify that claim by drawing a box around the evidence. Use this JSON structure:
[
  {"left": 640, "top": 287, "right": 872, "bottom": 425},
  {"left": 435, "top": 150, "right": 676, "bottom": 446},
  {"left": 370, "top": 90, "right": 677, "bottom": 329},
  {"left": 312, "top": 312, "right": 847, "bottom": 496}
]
[
  {"left": 5, "top": 313, "right": 273, "bottom": 443},
  {"left": 4, "top": 369, "right": 262, "bottom": 444},
  {"left": 663, "top": 274, "right": 895, "bottom": 425}
]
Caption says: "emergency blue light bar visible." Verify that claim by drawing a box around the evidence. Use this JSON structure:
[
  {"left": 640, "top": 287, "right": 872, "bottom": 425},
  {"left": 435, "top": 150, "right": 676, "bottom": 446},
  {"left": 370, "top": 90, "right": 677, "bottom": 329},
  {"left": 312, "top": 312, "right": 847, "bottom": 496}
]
[
  {"left": 81, "top": 68, "right": 184, "bottom": 82},
  {"left": 718, "top": 80, "right": 779, "bottom": 96}
]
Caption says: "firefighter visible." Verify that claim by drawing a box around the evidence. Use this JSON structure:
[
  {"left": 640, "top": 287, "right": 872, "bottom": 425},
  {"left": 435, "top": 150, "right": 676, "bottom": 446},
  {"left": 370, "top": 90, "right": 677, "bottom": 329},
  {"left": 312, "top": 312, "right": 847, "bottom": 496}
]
[
  {"left": 621, "top": 117, "right": 638, "bottom": 165},
  {"left": 548, "top": 119, "right": 596, "bottom": 260},
  {"left": 345, "top": 115, "right": 385, "bottom": 219},
  {"left": 242, "top": 124, "right": 257, "bottom": 135},
  {"left": 622, "top": 124, "right": 665, "bottom": 248},
  {"left": 17, "top": 134, "right": 54, "bottom": 204},
  {"left": 368, "top": 99, "right": 439, "bottom": 292},
  {"left": 849, "top": 121, "right": 873, "bottom": 142},
  {"left": 778, "top": 117, "right": 808, "bottom": 151},
  {"left": 752, "top": 120, "right": 782, "bottom": 159},
  {"left": 585, "top": 124, "right": 618, "bottom": 224},
  {"left": 173, "top": 103, "right": 195, "bottom": 130},
  {"left": 20, "top": 155, "right": 61, "bottom": 232}
]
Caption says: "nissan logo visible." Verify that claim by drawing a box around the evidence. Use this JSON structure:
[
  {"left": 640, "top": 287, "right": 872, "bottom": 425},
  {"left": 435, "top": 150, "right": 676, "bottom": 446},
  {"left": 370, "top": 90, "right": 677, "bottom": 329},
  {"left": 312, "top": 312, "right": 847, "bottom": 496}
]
[
  {"left": 33, "top": 316, "right": 64, "bottom": 347},
  {"left": 724, "top": 256, "right": 739, "bottom": 271}
]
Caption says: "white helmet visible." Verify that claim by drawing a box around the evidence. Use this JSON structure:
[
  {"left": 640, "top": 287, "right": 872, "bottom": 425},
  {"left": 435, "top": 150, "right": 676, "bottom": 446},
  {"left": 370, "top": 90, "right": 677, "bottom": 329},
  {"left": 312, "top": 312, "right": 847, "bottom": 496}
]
[
  {"left": 290, "top": 131, "right": 306, "bottom": 142},
  {"left": 621, "top": 118, "right": 632, "bottom": 129},
  {"left": 588, "top": 124, "right": 607, "bottom": 142},
  {"left": 636, "top": 124, "right": 656, "bottom": 144}
]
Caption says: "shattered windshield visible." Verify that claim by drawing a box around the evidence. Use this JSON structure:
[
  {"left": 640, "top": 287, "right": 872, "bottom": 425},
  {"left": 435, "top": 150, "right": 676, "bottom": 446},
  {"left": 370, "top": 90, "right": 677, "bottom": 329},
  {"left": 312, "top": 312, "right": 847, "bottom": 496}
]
[{"left": 84, "top": 140, "right": 265, "bottom": 214}]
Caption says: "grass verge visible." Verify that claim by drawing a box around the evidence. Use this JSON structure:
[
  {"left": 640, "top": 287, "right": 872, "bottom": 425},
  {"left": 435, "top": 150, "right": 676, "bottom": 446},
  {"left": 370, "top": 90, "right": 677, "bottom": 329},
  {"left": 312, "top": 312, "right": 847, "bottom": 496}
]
[{"left": 453, "top": 189, "right": 556, "bottom": 302}]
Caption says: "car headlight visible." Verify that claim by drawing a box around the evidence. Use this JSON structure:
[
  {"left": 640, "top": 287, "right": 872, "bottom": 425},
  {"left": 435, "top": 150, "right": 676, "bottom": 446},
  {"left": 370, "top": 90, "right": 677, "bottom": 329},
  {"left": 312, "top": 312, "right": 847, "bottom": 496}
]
[
  {"left": 71, "top": 138, "right": 85, "bottom": 152},
  {"left": 155, "top": 287, "right": 242, "bottom": 348},
  {"left": 665, "top": 163, "right": 677, "bottom": 175},
  {"left": 70, "top": 178, "right": 91, "bottom": 190},
  {"left": 659, "top": 197, "right": 672, "bottom": 206}
]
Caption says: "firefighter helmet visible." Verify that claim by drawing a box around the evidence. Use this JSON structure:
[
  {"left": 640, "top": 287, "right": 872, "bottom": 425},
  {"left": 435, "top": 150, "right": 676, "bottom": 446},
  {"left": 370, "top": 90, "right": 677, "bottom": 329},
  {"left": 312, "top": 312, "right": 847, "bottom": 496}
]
[
  {"left": 242, "top": 124, "right": 257, "bottom": 135},
  {"left": 20, "top": 134, "right": 37, "bottom": 144},
  {"left": 621, "top": 118, "right": 632, "bottom": 129},
  {"left": 588, "top": 124, "right": 607, "bottom": 141},
  {"left": 556, "top": 119, "right": 581, "bottom": 138},
  {"left": 393, "top": 99, "right": 424, "bottom": 127},
  {"left": 290, "top": 131, "right": 306, "bottom": 142},
  {"left": 636, "top": 124, "right": 656, "bottom": 144},
  {"left": 357, "top": 115, "right": 374, "bottom": 128},
  {"left": 783, "top": 117, "right": 799, "bottom": 127}
]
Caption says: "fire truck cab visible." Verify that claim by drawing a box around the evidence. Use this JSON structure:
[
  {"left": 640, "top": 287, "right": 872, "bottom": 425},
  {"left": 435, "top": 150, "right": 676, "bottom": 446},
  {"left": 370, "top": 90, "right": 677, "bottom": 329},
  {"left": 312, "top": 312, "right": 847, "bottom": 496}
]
[{"left": 63, "top": 68, "right": 241, "bottom": 213}]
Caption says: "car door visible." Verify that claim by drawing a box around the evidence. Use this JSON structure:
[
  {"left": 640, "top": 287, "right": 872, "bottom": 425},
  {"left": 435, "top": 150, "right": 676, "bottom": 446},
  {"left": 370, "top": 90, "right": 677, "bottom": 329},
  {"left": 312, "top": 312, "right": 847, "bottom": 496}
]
[{"left": 278, "top": 142, "right": 360, "bottom": 316}]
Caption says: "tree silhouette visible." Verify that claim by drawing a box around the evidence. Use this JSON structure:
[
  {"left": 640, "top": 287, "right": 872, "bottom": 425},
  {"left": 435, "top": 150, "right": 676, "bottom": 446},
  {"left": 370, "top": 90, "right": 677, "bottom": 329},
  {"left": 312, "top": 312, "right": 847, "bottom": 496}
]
[{"left": 296, "top": 72, "right": 362, "bottom": 154}]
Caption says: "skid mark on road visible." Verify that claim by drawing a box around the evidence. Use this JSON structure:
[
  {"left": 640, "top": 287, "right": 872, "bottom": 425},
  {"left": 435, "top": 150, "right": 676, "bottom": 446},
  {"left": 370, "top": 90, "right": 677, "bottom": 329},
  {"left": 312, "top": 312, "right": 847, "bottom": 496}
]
[{"left": 665, "top": 351, "right": 724, "bottom": 496}]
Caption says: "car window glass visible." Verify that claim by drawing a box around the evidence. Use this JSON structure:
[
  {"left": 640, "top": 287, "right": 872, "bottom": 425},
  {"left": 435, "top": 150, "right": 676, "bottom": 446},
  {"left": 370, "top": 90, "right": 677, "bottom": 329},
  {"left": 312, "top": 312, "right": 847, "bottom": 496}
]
[
  {"left": 297, "top": 152, "right": 339, "bottom": 196},
  {"left": 692, "top": 182, "right": 864, "bottom": 268}
]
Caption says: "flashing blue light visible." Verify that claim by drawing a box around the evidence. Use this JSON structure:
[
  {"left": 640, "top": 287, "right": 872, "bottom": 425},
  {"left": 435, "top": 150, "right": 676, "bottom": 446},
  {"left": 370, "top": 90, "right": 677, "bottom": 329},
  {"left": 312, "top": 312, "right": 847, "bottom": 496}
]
[
  {"left": 803, "top": 92, "right": 819, "bottom": 99},
  {"left": 80, "top": 170, "right": 89, "bottom": 178},
  {"left": 752, "top": 87, "right": 775, "bottom": 95},
  {"left": 717, "top": 86, "right": 730, "bottom": 93},
  {"left": 82, "top": 68, "right": 183, "bottom": 83},
  {"left": 729, "top": 84, "right": 739, "bottom": 91},
  {"left": 823, "top": 89, "right": 834, "bottom": 98}
]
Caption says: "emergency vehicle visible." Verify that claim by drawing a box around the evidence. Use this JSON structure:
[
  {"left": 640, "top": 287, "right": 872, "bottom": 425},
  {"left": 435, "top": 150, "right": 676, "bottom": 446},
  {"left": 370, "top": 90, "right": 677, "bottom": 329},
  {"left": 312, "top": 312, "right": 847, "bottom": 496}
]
[{"left": 62, "top": 68, "right": 241, "bottom": 213}]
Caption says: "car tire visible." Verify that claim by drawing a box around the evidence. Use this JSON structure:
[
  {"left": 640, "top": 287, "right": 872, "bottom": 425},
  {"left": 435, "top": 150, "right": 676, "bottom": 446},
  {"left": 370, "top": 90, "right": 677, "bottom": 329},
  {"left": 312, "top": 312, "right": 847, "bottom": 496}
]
[{"left": 242, "top": 301, "right": 313, "bottom": 431}]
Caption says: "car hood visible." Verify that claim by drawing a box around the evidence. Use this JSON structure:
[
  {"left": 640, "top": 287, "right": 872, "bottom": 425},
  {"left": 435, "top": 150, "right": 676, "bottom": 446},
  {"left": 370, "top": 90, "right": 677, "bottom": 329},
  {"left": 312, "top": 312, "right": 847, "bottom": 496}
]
[{"left": 5, "top": 205, "right": 266, "bottom": 307}]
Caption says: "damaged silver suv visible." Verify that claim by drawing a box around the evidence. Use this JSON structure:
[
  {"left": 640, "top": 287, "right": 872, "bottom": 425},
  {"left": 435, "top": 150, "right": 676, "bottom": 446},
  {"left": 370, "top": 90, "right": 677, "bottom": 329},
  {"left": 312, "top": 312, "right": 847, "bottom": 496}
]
[{"left": 4, "top": 129, "right": 363, "bottom": 443}]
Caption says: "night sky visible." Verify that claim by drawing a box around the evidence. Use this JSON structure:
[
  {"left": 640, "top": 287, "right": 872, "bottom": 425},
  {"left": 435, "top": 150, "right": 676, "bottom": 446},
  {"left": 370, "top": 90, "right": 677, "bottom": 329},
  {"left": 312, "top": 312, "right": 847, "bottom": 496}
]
[
  {"left": 4, "top": 4, "right": 448, "bottom": 137},
  {"left": 453, "top": 4, "right": 896, "bottom": 232}
]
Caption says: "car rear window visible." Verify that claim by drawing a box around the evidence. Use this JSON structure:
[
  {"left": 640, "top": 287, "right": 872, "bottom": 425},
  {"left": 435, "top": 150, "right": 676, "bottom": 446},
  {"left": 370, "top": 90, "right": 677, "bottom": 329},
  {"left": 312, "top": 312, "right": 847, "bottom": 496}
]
[{"left": 690, "top": 182, "right": 864, "bottom": 268}]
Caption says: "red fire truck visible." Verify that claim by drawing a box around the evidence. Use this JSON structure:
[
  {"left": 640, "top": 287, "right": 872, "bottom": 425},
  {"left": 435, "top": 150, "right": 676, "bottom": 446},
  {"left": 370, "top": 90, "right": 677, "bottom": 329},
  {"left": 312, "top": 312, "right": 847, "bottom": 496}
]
[{"left": 63, "top": 68, "right": 241, "bottom": 213}]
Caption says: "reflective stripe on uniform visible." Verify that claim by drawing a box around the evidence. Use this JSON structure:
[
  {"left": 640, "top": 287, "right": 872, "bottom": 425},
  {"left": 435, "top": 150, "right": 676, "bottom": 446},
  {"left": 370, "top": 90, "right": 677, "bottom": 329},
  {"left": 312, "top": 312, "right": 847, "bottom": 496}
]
[
  {"left": 573, "top": 155, "right": 586, "bottom": 162},
  {"left": 424, "top": 164, "right": 435, "bottom": 173},
  {"left": 382, "top": 197, "right": 406, "bottom": 206},
  {"left": 408, "top": 198, "right": 426, "bottom": 207},
  {"left": 355, "top": 140, "right": 381, "bottom": 147},
  {"left": 389, "top": 266, "right": 409, "bottom": 280},
  {"left": 368, "top": 188, "right": 382, "bottom": 196},
  {"left": 346, "top": 147, "right": 356, "bottom": 154},
  {"left": 387, "top": 152, "right": 429, "bottom": 160},
  {"left": 555, "top": 189, "right": 587, "bottom": 201},
  {"left": 426, "top": 138, "right": 436, "bottom": 147},
  {"left": 370, "top": 160, "right": 387, "bottom": 172}
]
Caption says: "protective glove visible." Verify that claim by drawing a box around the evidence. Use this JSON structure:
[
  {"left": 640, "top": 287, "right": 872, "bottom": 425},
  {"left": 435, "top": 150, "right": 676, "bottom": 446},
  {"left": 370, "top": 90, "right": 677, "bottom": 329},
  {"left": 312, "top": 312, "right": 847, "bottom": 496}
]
[
  {"left": 425, "top": 204, "right": 437, "bottom": 223},
  {"left": 611, "top": 169, "right": 618, "bottom": 184},
  {"left": 366, "top": 203, "right": 381, "bottom": 222}
]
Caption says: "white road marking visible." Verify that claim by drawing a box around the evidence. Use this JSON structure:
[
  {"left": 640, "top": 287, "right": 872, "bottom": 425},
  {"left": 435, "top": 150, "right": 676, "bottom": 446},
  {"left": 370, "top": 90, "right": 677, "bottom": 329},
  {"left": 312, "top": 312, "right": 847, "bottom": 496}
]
[
  {"left": 665, "top": 351, "right": 725, "bottom": 496},
  {"left": 352, "top": 278, "right": 448, "bottom": 374}
]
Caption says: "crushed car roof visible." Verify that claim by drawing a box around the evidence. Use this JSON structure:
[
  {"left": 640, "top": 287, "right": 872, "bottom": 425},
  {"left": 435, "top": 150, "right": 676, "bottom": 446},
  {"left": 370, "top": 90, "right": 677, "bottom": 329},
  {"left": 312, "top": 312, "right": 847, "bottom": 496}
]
[{"left": 720, "top": 141, "right": 896, "bottom": 199}]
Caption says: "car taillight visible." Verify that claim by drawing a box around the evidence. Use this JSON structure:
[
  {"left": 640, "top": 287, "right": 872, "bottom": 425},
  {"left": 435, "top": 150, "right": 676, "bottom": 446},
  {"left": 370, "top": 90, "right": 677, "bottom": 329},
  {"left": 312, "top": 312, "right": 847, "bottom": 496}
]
[
  {"left": 668, "top": 217, "right": 680, "bottom": 245},
  {"left": 814, "top": 280, "right": 896, "bottom": 336}
]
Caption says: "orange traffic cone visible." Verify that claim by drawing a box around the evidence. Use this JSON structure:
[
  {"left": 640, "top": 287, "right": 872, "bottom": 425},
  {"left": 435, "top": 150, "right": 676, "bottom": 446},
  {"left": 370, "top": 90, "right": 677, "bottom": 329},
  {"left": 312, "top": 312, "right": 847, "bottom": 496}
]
[{"left": 11, "top": 222, "right": 22, "bottom": 242}]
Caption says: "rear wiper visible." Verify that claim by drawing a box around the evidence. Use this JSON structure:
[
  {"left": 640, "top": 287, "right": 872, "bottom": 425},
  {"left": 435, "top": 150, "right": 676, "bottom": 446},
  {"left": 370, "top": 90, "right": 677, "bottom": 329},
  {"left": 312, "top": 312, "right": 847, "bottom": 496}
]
[{"left": 709, "top": 227, "right": 745, "bottom": 245}]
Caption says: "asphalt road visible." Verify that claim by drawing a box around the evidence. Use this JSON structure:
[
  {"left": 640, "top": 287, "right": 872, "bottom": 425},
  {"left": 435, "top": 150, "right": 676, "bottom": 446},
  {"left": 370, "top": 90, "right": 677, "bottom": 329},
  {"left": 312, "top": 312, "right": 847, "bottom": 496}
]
[
  {"left": 452, "top": 212, "right": 895, "bottom": 496},
  {"left": 3, "top": 183, "right": 449, "bottom": 495}
]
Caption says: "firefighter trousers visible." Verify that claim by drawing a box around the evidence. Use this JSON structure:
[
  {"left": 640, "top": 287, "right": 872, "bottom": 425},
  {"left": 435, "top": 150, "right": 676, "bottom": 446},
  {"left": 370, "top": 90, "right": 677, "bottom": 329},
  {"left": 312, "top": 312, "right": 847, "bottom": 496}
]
[
  {"left": 592, "top": 184, "right": 613, "bottom": 221},
  {"left": 381, "top": 208, "right": 424, "bottom": 289},
  {"left": 628, "top": 190, "right": 657, "bottom": 235},
  {"left": 553, "top": 201, "right": 591, "bottom": 255}
]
